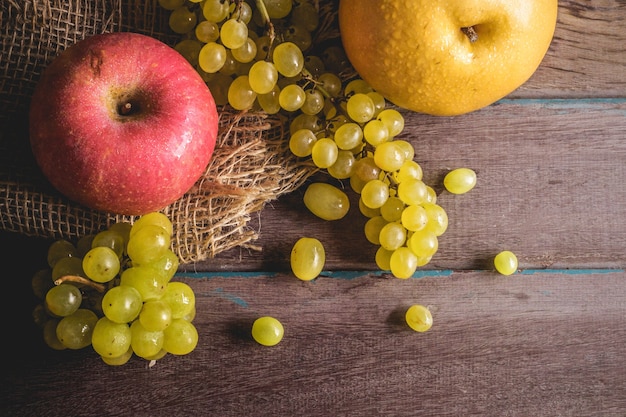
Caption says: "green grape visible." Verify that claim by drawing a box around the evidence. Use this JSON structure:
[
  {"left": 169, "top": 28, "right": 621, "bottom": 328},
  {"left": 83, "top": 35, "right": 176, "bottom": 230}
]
[
  {"left": 130, "top": 320, "right": 164, "bottom": 359},
  {"left": 422, "top": 203, "right": 448, "bottom": 236},
  {"left": 101, "top": 346, "right": 133, "bottom": 366},
  {"left": 56, "top": 308, "right": 98, "bottom": 349},
  {"left": 390, "top": 247, "right": 418, "bottom": 279},
  {"left": 380, "top": 196, "right": 405, "bottom": 222},
  {"left": 76, "top": 234, "right": 95, "bottom": 257},
  {"left": 279, "top": 83, "right": 306, "bottom": 111},
  {"left": 195, "top": 20, "right": 220, "bottom": 43},
  {"left": 317, "top": 72, "right": 342, "bottom": 97},
  {"left": 127, "top": 224, "right": 171, "bottom": 265},
  {"left": 108, "top": 221, "right": 132, "bottom": 248},
  {"left": 378, "top": 109, "right": 405, "bottom": 137},
  {"left": 202, "top": 0, "right": 230, "bottom": 22},
  {"left": 248, "top": 61, "right": 279, "bottom": 94},
  {"left": 263, "top": 0, "right": 293, "bottom": 19},
  {"left": 290, "top": 237, "right": 325, "bottom": 281},
  {"left": 45, "top": 284, "right": 82, "bottom": 317},
  {"left": 401, "top": 204, "right": 429, "bottom": 232},
  {"left": 346, "top": 93, "right": 376, "bottom": 123},
  {"left": 363, "top": 119, "right": 389, "bottom": 146},
  {"left": 300, "top": 89, "right": 325, "bottom": 115},
  {"left": 162, "top": 282, "right": 195, "bottom": 320},
  {"left": 158, "top": 0, "right": 185, "bottom": 11},
  {"left": 378, "top": 222, "right": 407, "bottom": 251},
  {"left": 198, "top": 42, "right": 227, "bottom": 73},
  {"left": 272, "top": 41, "right": 304, "bottom": 77},
  {"left": 311, "top": 138, "right": 339, "bottom": 168},
  {"left": 407, "top": 229, "right": 438, "bottom": 258},
  {"left": 405, "top": 304, "right": 433, "bottom": 332},
  {"left": 364, "top": 215, "right": 388, "bottom": 245},
  {"left": 494, "top": 251, "right": 518, "bottom": 275},
  {"left": 373, "top": 141, "right": 406, "bottom": 172},
  {"left": 257, "top": 85, "right": 282, "bottom": 114},
  {"left": 139, "top": 300, "right": 172, "bottom": 332},
  {"left": 394, "top": 139, "right": 415, "bottom": 161},
  {"left": 43, "top": 319, "right": 66, "bottom": 350},
  {"left": 220, "top": 18, "right": 249, "bottom": 49},
  {"left": 303, "top": 182, "right": 350, "bottom": 221},
  {"left": 142, "top": 249, "right": 180, "bottom": 283},
  {"left": 425, "top": 186, "right": 437, "bottom": 204},
  {"left": 333, "top": 122, "right": 363, "bottom": 151},
  {"left": 291, "top": 0, "right": 319, "bottom": 31},
  {"left": 228, "top": 75, "right": 257, "bottom": 110},
  {"left": 47, "top": 239, "right": 78, "bottom": 268},
  {"left": 367, "top": 91, "right": 387, "bottom": 117},
  {"left": 31, "top": 268, "right": 54, "bottom": 300},
  {"left": 375, "top": 246, "right": 393, "bottom": 271},
  {"left": 397, "top": 178, "right": 429, "bottom": 206},
  {"left": 353, "top": 156, "right": 381, "bottom": 183},
  {"left": 358, "top": 198, "right": 381, "bottom": 218},
  {"left": 344, "top": 79, "right": 373, "bottom": 95},
  {"left": 120, "top": 266, "right": 167, "bottom": 301},
  {"left": 289, "top": 113, "right": 322, "bottom": 134},
  {"left": 394, "top": 160, "right": 423, "bottom": 183},
  {"left": 327, "top": 150, "right": 356, "bottom": 179},
  {"left": 251, "top": 315, "right": 285, "bottom": 347},
  {"left": 289, "top": 128, "right": 317, "bottom": 157},
  {"left": 162, "top": 319, "right": 198, "bottom": 355},
  {"left": 102, "top": 285, "right": 143, "bottom": 324},
  {"left": 360, "top": 179, "right": 390, "bottom": 209},
  {"left": 284, "top": 24, "right": 312, "bottom": 51},
  {"left": 169, "top": 6, "right": 197, "bottom": 34},
  {"left": 92, "top": 317, "right": 132, "bottom": 358},
  {"left": 444, "top": 168, "right": 477, "bottom": 194},
  {"left": 51, "top": 254, "right": 85, "bottom": 281},
  {"left": 231, "top": 1, "right": 252, "bottom": 23},
  {"left": 91, "top": 229, "right": 125, "bottom": 259},
  {"left": 82, "top": 246, "right": 120, "bottom": 283}
]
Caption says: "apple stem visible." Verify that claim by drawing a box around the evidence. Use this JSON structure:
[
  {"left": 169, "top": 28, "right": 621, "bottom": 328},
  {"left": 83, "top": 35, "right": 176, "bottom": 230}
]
[{"left": 461, "top": 26, "right": 479, "bottom": 43}]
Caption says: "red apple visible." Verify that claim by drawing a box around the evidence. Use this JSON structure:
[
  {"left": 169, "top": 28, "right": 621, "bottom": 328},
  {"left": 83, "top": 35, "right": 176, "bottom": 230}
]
[{"left": 29, "top": 32, "right": 219, "bottom": 215}]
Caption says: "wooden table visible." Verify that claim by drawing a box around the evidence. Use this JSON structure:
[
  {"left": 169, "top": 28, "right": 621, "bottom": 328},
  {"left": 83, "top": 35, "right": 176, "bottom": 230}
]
[{"left": 2, "top": 2, "right": 625, "bottom": 416}]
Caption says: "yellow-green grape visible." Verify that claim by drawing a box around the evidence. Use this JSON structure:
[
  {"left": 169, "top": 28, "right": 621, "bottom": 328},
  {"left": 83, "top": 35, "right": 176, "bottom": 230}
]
[
  {"left": 231, "top": 1, "right": 252, "bottom": 23},
  {"left": 232, "top": 37, "right": 257, "bottom": 63},
  {"left": 43, "top": 319, "right": 66, "bottom": 350},
  {"left": 327, "top": 150, "right": 356, "bottom": 179},
  {"left": 290, "top": 237, "right": 325, "bottom": 281},
  {"left": 401, "top": 204, "right": 429, "bottom": 232},
  {"left": 421, "top": 203, "right": 449, "bottom": 236},
  {"left": 425, "top": 185, "right": 437, "bottom": 203},
  {"left": 301, "top": 89, "right": 325, "bottom": 115},
  {"left": 444, "top": 168, "right": 477, "bottom": 194},
  {"left": 127, "top": 224, "right": 170, "bottom": 265},
  {"left": 405, "top": 304, "right": 433, "bottom": 332},
  {"left": 346, "top": 93, "right": 376, "bottom": 123},
  {"left": 359, "top": 198, "right": 381, "bottom": 218},
  {"left": 394, "top": 160, "right": 423, "bottom": 183},
  {"left": 344, "top": 78, "right": 373, "bottom": 95},
  {"left": 101, "top": 285, "right": 143, "bottom": 324},
  {"left": 162, "top": 281, "right": 196, "bottom": 320},
  {"left": 195, "top": 20, "right": 220, "bottom": 43},
  {"left": 377, "top": 109, "right": 405, "bottom": 137},
  {"left": 162, "top": 318, "right": 198, "bottom": 355},
  {"left": 143, "top": 349, "right": 168, "bottom": 361},
  {"left": 51, "top": 256, "right": 84, "bottom": 281},
  {"left": 408, "top": 229, "right": 439, "bottom": 258},
  {"left": 272, "top": 41, "right": 304, "bottom": 77},
  {"left": 353, "top": 156, "right": 381, "bottom": 183},
  {"left": 56, "top": 308, "right": 98, "bottom": 349},
  {"left": 76, "top": 234, "right": 95, "bottom": 257},
  {"left": 364, "top": 215, "right": 388, "bottom": 245},
  {"left": 311, "top": 138, "right": 339, "bottom": 168},
  {"left": 202, "top": 0, "right": 229, "bottom": 21},
  {"left": 360, "top": 179, "right": 390, "bottom": 209},
  {"left": 142, "top": 248, "right": 180, "bottom": 283},
  {"left": 375, "top": 246, "right": 393, "bottom": 270},
  {"left": 367, "top": 91, "right": 386, "bottom": 116},
  {"left": 289, "top": 113, "right": 323, "bottom": 134},
  {"left": 158, "top": 0, "right": 185, "bottom": 10},
  {"left": 373, "top": 141, "right": 406, "bottom": 172},
  {"left": 169, "top": 6, "right": 197, "bottom": 34},
  {"left": 251, "top": 316, "right": 284, "bottom": 346},
  {"left": 219, "top": 18, "right": 248, "bottom": 49},
  {"left": 139, "top": 300, "right": 172, "bottom": 332},
  {"left": 45, "top": 283, "right": 82, "bottom": 317},
  {"left": 175, "top": 39, "right": 203, "bottom": 66},
  {"left": 258, "top": 85, "right": 282, "bottom": 114},
  {"left": 378, "top": 222, "right": 407, "bottom": 251},
  {"left": 248, "top": 61, "right": 279, "bottom": 94},
  {"left": 130, "top": 320, "right": 164, "bottom": 359},
  {"left": 264, "top": 0, "right": 293, "bottom": 18},
  {"left": 394, "top": 140, "right": 415, "bottom": 161},
  {"left": 333, "top": 122, "right": 363, "bottom": 151},
  {"left": 289, "top": 128, "right": 317, "bottom": 157},
  {"left": 92, "top": 229, "right": 125, "bottom": 259},
  {"left": 101, "top": 346, "right": 133, "bottom": 366},
  {"left": 120, "top": 266, "right": 167, "bottom": 301},
  {"left": 92, "top": 317, "right": 132, "bottom": 358},
  {"left": 199, "top": 42, "right": 227, "bottom": 73},
  {"left": 390, "top": 247, "right": 418, "bottom": 279},
  {"left": 318, "top": 72, "right": 342, "bottom": 97},
  {"left": 363, "top": 119, "right": 389, "bottom": 146},
  {"left": 47, "top": 239, "right": 79, "bottom": 268},
  {"left": 350, "top": 174, "right": 367, "bottom": 194},
  {"left": 279, "top": 83, "right": 306, "bottom": 111},
  {"left": 82, "top": 246, "right": 120, "bottom": 283},
  {"left": 397, "top": 178, "right": 429, "bottom": 206},
  {"left": 228, "top": 75, "right": 257, "bottom": 110},
  {"left": 303, "top": 182, "right": 350, "bottom": 221},
  {"left": 494, "top": 250, "right": 518, "bottom": 275},
  {"left": 380, "top": 196, "right": 404, "bottom": 222}
]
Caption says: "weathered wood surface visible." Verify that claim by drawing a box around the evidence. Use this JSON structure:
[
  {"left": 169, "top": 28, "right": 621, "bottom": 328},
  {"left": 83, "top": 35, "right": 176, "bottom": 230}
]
[{"left": 2, "top": 1, "right": 626, "bottom": 416}]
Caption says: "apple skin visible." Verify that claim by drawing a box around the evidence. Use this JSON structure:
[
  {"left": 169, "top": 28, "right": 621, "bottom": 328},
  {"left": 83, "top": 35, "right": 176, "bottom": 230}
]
[{"left": 29, "top": 32, "right": 219, "bottom": 215}]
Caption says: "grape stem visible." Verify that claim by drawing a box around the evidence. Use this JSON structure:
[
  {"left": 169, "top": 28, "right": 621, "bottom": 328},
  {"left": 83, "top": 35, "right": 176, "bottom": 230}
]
[
  {"left": 255, "top": 0, "right": 276, "bottom": 44},
  {"left": 55, "top": 275, "right": 106, "bottom": 293}
]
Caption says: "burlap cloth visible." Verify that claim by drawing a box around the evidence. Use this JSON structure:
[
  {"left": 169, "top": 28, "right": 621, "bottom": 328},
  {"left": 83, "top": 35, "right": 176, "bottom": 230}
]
[{"left": 0, "top": 0, "right": 344, "bottom": 263}]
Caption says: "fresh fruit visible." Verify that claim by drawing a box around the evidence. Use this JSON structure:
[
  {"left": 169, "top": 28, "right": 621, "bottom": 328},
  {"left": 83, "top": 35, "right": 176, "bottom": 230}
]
[
  {"left": 444, "top": 168, "right": 477, "bottom": 195},
  {"left": 405, "top": 304, "right": 433, "bottom": 332},
  {"left": 494, "top": 250, "right": 519, "bottom": 275},
  {"left": 251, "top": 316, "right": 284, "bottom": 346},
  {"left": 338, "top": 0, "right": 558, "bottom": 115},
  {"left": 29, "top": 32, "right": 219, "bottom": 215},
  {"left": 290, "top": 237, "right": 325, "bottom": 281}
]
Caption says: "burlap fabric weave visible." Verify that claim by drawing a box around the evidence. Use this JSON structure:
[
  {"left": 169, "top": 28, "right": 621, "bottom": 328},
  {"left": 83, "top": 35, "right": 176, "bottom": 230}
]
[{"left": 0, "top": 0, "right": 325, "bottom": 263}]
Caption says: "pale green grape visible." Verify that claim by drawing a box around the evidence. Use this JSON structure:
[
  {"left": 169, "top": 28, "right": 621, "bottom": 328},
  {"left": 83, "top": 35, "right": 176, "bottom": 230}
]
[
  {"left": 101, "top": 346, "right": 133, "bottom": 366},
  {"left": 380, "top": 196, "right": 405, "bottom": 222},
  {"left": 45, "top": 284, "right": 82, "bottom": 317},
  {"left": 394, "top": 160, "right": 423, "bottom": 183},
  {"left": 373, "top": 141, "right": 405, "bottom": 172},
  {"left": 82, "top": 246, "right": 120, "bottom": 283},
  {"left": 195, "top": 20, "right": 220, "bottom": 43},
  {"left": 92, "top": 229, "right": 125, "bottom": 259},
  {"left": 317, "top": 72, "right": 342, "bottom": 97},
  {"left": 333, "top": 122, "right": 363, "bottom": 151},
  {"left": 301, "top": 89, "right": 325, "bottom": 115},
  {"left": 263, "top": 0, "right": 293, "bottom": 19},
  {"left": 375, "top": 246, "right": 393, "bottom": 271},
  {"left": 363, "top": 119, "right": 389, "bottom": 146},
  {"left": 51, "top": 254, "right": 85, "bottom": 281},
  {"left": 290, "top": 237, "right": 325, "bottom": 281},
  {"left": 397, "top": 178, "right": 429, "bottom": 206},
  {"left": 252, "top": 316, "right": 284, "bottom": 346},
  {"left": 43, "top": 319, "right": 66, "bottom": 350},
  {"left": 378, "top": 109, "right": 405, "bottom": 137},
  {"left": 127, "top": 224, "right": 171, "bottom": 265},
  {"left": 394, "top": 139, "right": 415, "bottom": 161},
  {"left": 257, "top": 85, "right": 282, "bottom": 114},
  {"left": 390, "top": 247, "right": 418, "bottom": 279},
  {"left": 56, "top": 308, "right": 98, "bottom": 349},
  {"left": 422, "top": 203, "right": 449, "bottom": 236},
  {"left": 220, "top": 18, "right": 249, "bottom": 49},
  {"left": 364, "top": 215, "right": 388, "bottom": 245},
  {"left": 344, "top": 79, "right": 373, "bottom": 95},
  {"left": 228, "top": 75, "right": 257, "bottom": 110},
  {"left": 303, "top": 182, "right": 350, "bottom": 221},
  {"left": 279, "top": 84, "right": 306, "bottom": 111},
  {"left": 379, "top": 222, "right": 407, "bottom": 251},
  {"left": 120, "top": 266, "right": 167, "bottom": 301},
  {"left": 92, "top": 317, "right": 131, "bottom": 358},
  {"left": 289, "top": 128, "right": 317, "bottom": 157},
  {"left": 425, "top": 186, "right": 437, "bottom": 203},
  {"left": 202, "top": 0, "right": 230, "bottom": 22},
  {"left": 248, "top": 61, "right": 279, "bottom": 94},
  {"left": 163, "top": 319, "right": 198, "bottom": 355},
  {"left": 444, "top": 168, "right": 477, "bottom": 194},
  {"left": 367, "top": 91, "right": 386, "bottom": 117},
  {"left": 360, "top": 179, "right": 390, "bottom": 209},
  {"left": 169, "top": 6, "right": 197, "bottom": 34},
  {"left": 198, "top": 42, "right": 227, "bottom": 73},
  {"left": 311, "top": 138, "right": 339, "bottom": 169},
  {"left": 139, "top": 300, "right": 172, "bottom": 332},
  {"left": 141, "top": 249, "right": 179, "bottom": 283},
  {"left": 272, "top": 41, "right": 304, "bottom": 77},
  {"left": 401, "top": 204, "right": 429, "bottom": 232},
  {"left": 494, "top": 251, "right": 518, "bottom": 275},
  {"left": 346, "top": 93, "right": 376, "bottom": 123},
  {"left": 289, "top": 113, "right": 323, "bottom": 134},
  {"left": 102, "top": 285, "right": 143, "bottom": 324},
  {"left": 231, "top": 1, "right": 252, "bottom": 23},
  {"left": 162, "top": 282, "right": 195, "bottom": 320},
  {"left": 130, "top": 320, "right": 164, "bottom": 359},
  {"left": 109, "top": 221, "right": 132, "bottom": 247},
  {"left": 405, "top": 304, "right": 433, "bottom": 332},
  {"left": 407, "top": 229, "right": 439, "bottom": 258},
  {"left": 47, "top": 239, "right": 78, "bottom": 268}
]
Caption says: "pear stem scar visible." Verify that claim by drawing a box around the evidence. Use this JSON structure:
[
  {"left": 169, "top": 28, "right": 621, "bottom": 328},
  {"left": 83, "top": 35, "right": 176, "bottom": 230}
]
[{"left": 461, "top": 26, "right": 479, "bottom": 43}]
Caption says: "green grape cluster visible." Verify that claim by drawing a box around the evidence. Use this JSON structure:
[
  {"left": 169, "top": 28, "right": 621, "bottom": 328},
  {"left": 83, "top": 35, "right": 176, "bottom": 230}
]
[{"left": 31, "top": 212, "right": 198, "bottom": 365}]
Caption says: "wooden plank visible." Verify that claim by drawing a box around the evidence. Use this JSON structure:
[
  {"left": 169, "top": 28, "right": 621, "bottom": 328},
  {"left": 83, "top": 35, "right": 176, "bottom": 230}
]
[
  {"left": 192, "top": 99, "right": 626, "bottom": 272},
  {"left": 2, "top": 270, "right": 625, "bottom": 416}
]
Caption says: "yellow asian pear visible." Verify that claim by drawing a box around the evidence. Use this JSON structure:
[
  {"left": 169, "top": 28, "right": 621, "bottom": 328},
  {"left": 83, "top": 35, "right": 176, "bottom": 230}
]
[{"left": 338, "top": 0, "right": 558, "bottom": 116}]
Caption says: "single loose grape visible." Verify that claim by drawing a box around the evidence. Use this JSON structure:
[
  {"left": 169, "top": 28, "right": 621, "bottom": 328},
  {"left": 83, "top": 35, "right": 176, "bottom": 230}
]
[
  {"left": 494, "top": 251, "right": 518, "bottom": 275},
  {"left": 290, "top": 237, "right": 325, "bottom": 281},
  {"left": 303, "top": 182, "right": 350, "bottom": 221},
  {"left": 444, "top": 168, "right": 477, "bottom": 194},
  {"left": 405, "top": 304, "right": 433, "bottom": 332},
  {"left": 252, "top": 316, "right": 284, "bottom": 346}
]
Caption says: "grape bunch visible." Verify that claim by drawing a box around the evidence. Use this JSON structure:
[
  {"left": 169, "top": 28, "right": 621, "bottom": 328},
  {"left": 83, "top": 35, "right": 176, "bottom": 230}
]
[{"left": 31, "top": 212, "right": 198, "bottom": 366}]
